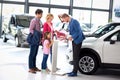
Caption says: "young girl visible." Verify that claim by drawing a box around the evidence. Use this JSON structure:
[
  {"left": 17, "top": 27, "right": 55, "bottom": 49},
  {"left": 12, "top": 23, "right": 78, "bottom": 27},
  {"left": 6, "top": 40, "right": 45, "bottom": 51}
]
[{"left": 41, "top": 32, "right": 54, "bottom": 72}]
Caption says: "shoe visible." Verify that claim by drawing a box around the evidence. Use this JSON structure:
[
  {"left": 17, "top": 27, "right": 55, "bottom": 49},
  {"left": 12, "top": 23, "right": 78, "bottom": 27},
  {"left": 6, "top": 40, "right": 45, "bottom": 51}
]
[
  {"left": 68, "top": 72, "right": 77, "bottom": 77},
  {"left": 29, "top": 69, "right": 36, "bottom": 74},
  {"left": 34, "top": 67, "right": 41, "bottom": 72},
  {"left": 67, "top": 72, "right": 74, "bottom": 75},
  {"left": 46, "top": 68, "right": 51, "bottom": 73}
]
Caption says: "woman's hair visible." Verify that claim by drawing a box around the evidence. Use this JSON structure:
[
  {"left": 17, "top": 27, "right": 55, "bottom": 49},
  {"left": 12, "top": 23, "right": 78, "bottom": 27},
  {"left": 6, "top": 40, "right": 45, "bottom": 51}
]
[
  {"left": 46, "top": 13, "right": 54, "bottom": 21},
  {"left": 44, "top": 32, "right": 51, "bottom": 42}
]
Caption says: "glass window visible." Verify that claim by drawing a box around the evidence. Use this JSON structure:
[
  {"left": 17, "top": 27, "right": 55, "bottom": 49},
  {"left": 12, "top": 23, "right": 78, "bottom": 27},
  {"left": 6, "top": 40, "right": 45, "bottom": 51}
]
[
  {"left": 50, "top": 0, "right": 70, "bottom": 6},
  {"left": 4, "top": 0, "right": 25, "bottom": 2},
  {"left": 29, "top": 0, "right": 49, "bottom": 4},
  {"left": 2, "top": 4, "right": 24, "bottom": 16},
  {"left": 0, "top": 3, "right": 2, "bottom": 35},
  {"left": 29, "top": 7, "right": 48, "bottom": 23},
  {"left": 92, "top": 0, "right": 110, "bottom": 9},
  {"left": 91, "top": 11, "right": 109, "bottom": 32},
  {"left": 73, "top": 9, "right": 91, "bottom": 25},
  {"left": 112, "top": 0, "right": 120, "bottom": 22},
  {"left": 73, "top": 0, "right": 92, "bottom": 8},
  {"left": 50, "top": 8, "right": 68, "bottom": 27}
]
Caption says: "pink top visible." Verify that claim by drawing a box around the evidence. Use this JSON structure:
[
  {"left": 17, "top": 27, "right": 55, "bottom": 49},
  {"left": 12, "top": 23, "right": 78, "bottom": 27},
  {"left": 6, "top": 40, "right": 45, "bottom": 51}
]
[{"left": 43, "top": 40, "right": 50, "bottom": 54}]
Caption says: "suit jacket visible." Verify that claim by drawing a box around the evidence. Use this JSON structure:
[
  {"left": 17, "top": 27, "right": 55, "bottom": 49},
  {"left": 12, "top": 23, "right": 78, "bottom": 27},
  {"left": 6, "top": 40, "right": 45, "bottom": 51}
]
[
  {"left": 27, "top": 29, "right": 41, "bottom": 45},
  {"left": 69, "top": 18, "right": 85, "bottom": 44}
]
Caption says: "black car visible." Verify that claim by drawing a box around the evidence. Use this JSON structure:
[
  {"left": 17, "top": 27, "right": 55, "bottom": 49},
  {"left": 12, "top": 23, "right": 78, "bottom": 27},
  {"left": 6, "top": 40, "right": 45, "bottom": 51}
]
[{"left": 2, "top": 14, "right": 34, "bottom": 47}]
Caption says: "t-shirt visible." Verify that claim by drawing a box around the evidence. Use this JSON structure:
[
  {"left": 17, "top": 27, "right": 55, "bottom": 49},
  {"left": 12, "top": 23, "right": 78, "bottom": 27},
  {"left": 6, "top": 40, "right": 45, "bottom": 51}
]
[{"left": 43, "top": 40, "right": 50, "bottom": 54}]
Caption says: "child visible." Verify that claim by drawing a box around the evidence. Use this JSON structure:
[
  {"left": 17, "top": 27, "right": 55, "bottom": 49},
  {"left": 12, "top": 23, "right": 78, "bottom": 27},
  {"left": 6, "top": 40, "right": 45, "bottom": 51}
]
[{"left": 41, "top": 32, "right": 54, "bottom": 73}]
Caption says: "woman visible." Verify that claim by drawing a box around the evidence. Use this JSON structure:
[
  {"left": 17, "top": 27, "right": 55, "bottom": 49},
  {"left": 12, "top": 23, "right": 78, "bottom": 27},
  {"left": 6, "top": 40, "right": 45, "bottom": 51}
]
[{"left": 43, "top": 13, "right": 54, "bottom": 63}]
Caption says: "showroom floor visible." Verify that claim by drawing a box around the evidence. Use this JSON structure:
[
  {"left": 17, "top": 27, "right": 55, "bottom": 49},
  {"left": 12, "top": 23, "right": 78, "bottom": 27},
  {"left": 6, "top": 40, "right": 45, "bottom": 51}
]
[{"left": 0, "top": 38, "right": 120, "bottom": 80}]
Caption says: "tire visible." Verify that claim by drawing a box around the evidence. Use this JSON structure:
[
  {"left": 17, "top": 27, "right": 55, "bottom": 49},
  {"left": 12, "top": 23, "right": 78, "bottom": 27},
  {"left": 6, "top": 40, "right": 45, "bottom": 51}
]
[
  {"left": 78, "top": 54, "right": 98, "bottom": 75},
  {"left": 3, "top": 34, "right": 8, "bottom": 42},
  {"left": 15, "top": 37, "right": 21, "bottom": 47}
]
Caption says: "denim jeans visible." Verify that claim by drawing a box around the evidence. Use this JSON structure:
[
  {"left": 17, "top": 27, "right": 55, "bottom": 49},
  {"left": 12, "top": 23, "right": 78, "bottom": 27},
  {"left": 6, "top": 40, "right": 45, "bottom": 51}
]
[
  {"left": 41, "top": 54, "right": 49, "bottom": 69},
  {"left": 29, "top": 45, "right": 39, "bottom": 69},
  {"left": 50, "top": 46, "right": 52, "bottom": 63}
]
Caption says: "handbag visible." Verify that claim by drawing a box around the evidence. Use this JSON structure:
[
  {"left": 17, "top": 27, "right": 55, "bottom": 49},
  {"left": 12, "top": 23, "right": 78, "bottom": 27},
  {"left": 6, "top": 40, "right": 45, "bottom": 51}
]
[{"left": 27, "top": 30, "right": 42, "bottom": 45}]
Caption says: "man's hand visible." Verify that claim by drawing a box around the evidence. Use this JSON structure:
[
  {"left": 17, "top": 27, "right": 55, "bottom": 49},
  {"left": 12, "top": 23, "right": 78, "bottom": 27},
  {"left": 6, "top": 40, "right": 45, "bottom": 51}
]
[{"left": 68, "top": 37, "right": 73, "bottom": 41}]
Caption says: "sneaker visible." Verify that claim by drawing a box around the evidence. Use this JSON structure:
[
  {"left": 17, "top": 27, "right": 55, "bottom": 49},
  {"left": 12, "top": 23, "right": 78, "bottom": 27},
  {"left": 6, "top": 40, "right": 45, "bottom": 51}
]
[{"left": 68, "top": 72, "right": 77, "bottom": 77}]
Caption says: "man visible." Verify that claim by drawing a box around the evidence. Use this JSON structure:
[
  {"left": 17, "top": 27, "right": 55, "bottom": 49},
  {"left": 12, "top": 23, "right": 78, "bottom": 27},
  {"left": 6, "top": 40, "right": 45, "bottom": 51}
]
[
  {"left": 61, "top": 13, "right": 85, "bottom": 77},
  {"left": 28, "top": 9, "right": 43, "bottom": 74}
]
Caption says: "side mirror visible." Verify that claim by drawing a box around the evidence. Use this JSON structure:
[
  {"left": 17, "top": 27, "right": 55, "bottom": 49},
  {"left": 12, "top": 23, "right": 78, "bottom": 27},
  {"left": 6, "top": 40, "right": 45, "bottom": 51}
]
[{"left": 110, "top": 36, "right": 117, "bottom": 44}]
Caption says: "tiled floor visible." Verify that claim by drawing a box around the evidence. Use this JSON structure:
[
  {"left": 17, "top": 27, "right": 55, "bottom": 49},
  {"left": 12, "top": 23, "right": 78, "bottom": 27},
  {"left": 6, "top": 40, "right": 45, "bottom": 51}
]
[{"left": 0, "top": 39, "right": 120, "bottom": 80}]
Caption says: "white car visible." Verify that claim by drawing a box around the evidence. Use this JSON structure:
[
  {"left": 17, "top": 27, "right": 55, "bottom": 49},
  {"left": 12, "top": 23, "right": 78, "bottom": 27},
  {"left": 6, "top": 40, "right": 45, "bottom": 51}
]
[{"left": 66, "top": 25, "right": 120, "bottom": 75}]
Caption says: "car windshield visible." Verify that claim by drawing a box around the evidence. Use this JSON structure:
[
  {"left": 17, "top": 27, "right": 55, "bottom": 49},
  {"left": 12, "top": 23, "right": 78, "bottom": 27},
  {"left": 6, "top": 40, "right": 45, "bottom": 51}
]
[
  {"left": 92, "top": 24, "right": 115, "bottom": 38},
  {"left": 16, "top": 15, "right": 34, "bottom": 27}
]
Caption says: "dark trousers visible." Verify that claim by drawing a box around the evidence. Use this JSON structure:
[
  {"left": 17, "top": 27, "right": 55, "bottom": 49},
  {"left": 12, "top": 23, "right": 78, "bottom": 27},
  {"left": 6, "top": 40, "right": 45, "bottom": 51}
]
[
  {"left": 29, "top": 45, "right": 39, "bottom": 69},
  {"left": 41, "top": 54, "right": 49, "bottom": 69},
  {"left": 72, "top": 41, "right": 82, "bottom": 73}
]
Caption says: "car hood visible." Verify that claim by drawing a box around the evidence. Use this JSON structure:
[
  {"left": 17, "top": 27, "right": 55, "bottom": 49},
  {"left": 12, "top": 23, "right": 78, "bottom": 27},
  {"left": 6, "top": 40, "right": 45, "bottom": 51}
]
[
  {"left": 22, "top": 28, "right": 29, "bottom": 35},
  {"left": 83, "top": 37, "right": 98, "bottom": 43}
]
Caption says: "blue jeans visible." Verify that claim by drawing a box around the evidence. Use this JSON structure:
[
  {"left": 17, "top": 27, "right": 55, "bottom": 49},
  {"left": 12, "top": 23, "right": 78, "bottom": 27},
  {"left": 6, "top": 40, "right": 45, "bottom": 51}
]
[
  {"left": 50, "top": 46, "right": 52, "bottom": 63},
  {"left": 29, "top": 45, "right": 39, "bottom": 69},
  {"left": 41, "top": 54, "right": 49, "bottom": 69}
]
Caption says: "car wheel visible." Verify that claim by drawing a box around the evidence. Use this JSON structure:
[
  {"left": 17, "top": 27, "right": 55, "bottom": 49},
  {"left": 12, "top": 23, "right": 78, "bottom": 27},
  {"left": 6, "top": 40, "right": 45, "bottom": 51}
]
[
  {"left": 79, "top": 54, "right": 98, "bottom": 75},
  {"left": 15, "top": 37, "right": 21, "bottom": 47},
  {"left": 3, "top": 34, "right": 8, "bottom": 42}
]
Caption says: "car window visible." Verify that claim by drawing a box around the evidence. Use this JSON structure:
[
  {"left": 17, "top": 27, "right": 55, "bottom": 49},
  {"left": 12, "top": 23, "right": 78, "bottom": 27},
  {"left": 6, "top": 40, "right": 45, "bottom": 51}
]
[
  {"left": 117, "top": 31, "right": 120, "bottom": 41},
  {"left": 93, "top": 24, "right": 118, "bottom": 38},
  {"left": 16, "top": 15, "right": 34, "bottom": 27},
  {"left": 104, "top": 30, "right": 120, "bottom": 41}
]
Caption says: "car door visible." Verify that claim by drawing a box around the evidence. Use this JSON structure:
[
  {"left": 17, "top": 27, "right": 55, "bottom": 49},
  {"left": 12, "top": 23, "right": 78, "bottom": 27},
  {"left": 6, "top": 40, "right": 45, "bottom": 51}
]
[{"left": 103, "top": 30, "right": 120, "bottom": 64}]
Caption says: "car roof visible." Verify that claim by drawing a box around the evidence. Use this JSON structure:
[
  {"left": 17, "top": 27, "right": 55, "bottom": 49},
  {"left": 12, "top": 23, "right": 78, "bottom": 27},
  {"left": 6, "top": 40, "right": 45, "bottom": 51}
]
[
  {"left": 108, "top": 22, "right": 120, "bottom": 25},
  {"left": 11, "top": 14, "right": 34, "bottom": 18}
]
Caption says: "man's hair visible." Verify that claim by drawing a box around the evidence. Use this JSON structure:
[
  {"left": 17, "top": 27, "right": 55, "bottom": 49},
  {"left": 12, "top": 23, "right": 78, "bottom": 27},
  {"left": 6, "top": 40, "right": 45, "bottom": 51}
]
[
  {"left": 61, "top": 13, "right": 69, "bottom": 18},
  {"left": 35, "top": 9, "right": 43, "bottom": 14}
]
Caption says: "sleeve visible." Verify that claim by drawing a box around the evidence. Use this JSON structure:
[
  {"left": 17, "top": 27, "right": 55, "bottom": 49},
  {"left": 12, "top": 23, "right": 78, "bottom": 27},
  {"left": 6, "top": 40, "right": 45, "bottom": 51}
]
[
  {"left": 29, "top": 19, "right": 36, "bottom": 34},
  {"left": 43, "top": 23, "right": 48, "bottom": 34},
  {"left": 44, "top": 40, "right": 49, "bottom": 47}
]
